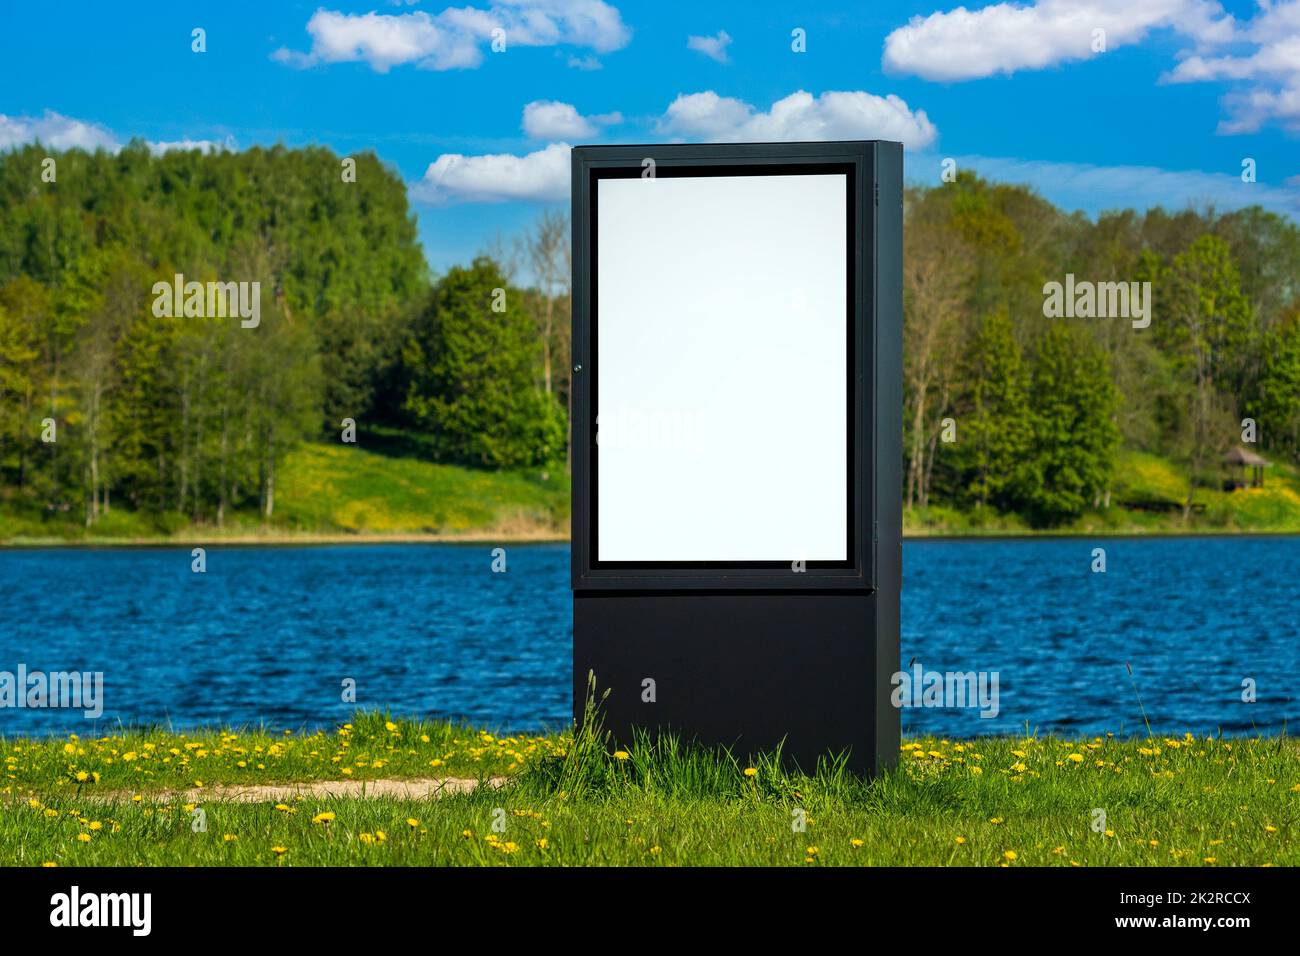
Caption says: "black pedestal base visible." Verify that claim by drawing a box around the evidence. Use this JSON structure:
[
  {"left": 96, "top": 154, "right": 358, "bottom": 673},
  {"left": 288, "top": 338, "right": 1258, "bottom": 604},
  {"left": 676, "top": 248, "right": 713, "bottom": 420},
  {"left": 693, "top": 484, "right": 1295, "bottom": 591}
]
[{"left": 573, "top": 591, "right": 898, "bottom": 776}]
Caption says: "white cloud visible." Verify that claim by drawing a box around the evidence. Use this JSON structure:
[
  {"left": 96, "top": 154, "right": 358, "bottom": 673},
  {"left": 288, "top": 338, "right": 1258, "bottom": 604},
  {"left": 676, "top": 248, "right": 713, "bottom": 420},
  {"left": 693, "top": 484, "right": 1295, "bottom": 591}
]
[
  {"left": 522, "top": 100, "right": 621, "bottom": 139},
  {"left": 567, "top": 54, "right": 603, "bottom": 69},
  {"left": 687, "top": 29, "right": 732, "bottom": 63},
  {"left": 921, "top": 152, "right": 1300, "bottom": 219},
  {"left": 657, "top": 90, "right": 938, "bottom": 151},
  {"left": 274, "top": 1, "right": 631, "bottom": 72},
  {"left": 882, "top": 0, "right": 1234, "bottom": 82},
  {"left": 0, "top": 110, "right": 120, "bottom": 151},
  {"left": 881, "top": 0, "right": 1300, "bottom": 134},
  {"left": 411, "top": 142, "right": 571, "bottom": 203},
  {"left": 413, "top": 88, "right": 936, "bottom": 205},
  {"left": 147, "top": 137, "right": 231, "bottom": 154},
  {"left": 0, "top": 111, "right": 229, "bottom": 155},
  {"left": 409, "top": 138, "right": 1299, "bottom": 218},
  {"left": 1163, "top": 0, "right": 1300, "bottom": 133}
]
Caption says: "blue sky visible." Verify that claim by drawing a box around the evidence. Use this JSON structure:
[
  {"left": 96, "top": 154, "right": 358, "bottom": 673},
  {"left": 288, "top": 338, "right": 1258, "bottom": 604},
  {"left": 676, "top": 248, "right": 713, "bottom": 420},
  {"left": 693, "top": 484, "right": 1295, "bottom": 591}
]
[{"left": 2, "top": 0, "right": 1298, "bottom": 274}]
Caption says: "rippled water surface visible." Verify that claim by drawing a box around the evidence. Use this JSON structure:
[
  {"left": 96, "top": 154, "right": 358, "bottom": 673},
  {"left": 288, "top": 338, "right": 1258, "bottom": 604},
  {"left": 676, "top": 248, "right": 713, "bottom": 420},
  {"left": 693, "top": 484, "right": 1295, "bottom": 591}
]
[{"left": 1, "top": 538, "right": 1295, "bottom": 737}]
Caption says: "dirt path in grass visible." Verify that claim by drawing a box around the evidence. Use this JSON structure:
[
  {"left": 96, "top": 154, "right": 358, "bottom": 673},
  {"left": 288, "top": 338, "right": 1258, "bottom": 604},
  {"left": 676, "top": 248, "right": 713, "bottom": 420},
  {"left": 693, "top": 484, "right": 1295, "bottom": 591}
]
[{"left": 89, "top": 776, "right": 509, "bottom": 804}]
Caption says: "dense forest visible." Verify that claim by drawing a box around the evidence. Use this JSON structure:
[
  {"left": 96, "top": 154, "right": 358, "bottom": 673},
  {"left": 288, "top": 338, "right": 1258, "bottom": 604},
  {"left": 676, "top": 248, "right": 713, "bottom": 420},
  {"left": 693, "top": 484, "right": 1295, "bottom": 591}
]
[
  {"left": 0, "top": 143, "right": 570, "bottom": 530},
  {"left": 904, "top": 175, "right": 1300, "bottom": 525},
  {"left": 0, "top": 143, "right": 1298, "bottom": 532}
]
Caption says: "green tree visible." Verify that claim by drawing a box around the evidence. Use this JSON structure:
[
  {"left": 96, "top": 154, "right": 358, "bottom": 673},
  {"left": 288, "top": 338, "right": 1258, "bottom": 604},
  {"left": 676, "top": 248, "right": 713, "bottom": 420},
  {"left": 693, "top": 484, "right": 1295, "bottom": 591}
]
[
  {"left": 403, "top": 258, "right": 564, "bottom": 468},
  {"left": 1255, "top": 311, "right": 1300, "bottom": 460},
  {"left": 1156, "top": 235, "right": 1254, "bottom": 514},
  {"left": 0, "top": 277, "right": 48, "bottom": 488},
  {"left": 1021, "top": 323, "right": 1120, "bottom": 526},
  {"left": 953, "top": 310, "right": 1032, "bottom": 511}
]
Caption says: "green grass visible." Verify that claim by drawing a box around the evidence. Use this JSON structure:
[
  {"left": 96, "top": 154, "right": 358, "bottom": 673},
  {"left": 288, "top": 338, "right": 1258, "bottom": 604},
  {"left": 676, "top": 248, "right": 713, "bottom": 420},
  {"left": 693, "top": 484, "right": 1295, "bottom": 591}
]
[
  {"left": 3, "top": 713, "right": 1296, "bottom": 866},
  {"left": 906, "top": 450, "right": 1300, "bottom": 536},
  {"left": 0, "top": 439, "right": 568, "bottom": 544},
  {"left": 6, "top": 439, "right": 1300, "bottom": 544},
  {"left": 274, "top": 442, "right": 567, "bottom": 536}
]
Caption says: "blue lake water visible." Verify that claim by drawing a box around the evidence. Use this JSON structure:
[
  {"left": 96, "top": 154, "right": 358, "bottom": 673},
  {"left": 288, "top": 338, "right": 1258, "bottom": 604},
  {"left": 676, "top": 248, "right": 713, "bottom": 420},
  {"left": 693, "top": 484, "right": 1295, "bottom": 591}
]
[{"left": 0, "top": 538, "right": 1296, "bottom": 738}]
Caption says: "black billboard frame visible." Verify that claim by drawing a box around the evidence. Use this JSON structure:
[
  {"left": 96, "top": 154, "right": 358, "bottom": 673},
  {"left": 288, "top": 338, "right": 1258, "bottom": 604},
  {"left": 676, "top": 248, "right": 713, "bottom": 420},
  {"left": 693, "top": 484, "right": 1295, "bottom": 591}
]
[{"left": 570, "top": 140, "right": 902, "bottom": 775}]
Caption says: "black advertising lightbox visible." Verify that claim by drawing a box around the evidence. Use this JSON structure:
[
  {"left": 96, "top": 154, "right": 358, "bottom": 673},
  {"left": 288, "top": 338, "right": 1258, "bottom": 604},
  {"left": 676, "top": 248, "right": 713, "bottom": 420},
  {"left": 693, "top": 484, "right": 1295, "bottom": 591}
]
[{"left": 570, "top": 141, "right": 902, "bottom": 775}]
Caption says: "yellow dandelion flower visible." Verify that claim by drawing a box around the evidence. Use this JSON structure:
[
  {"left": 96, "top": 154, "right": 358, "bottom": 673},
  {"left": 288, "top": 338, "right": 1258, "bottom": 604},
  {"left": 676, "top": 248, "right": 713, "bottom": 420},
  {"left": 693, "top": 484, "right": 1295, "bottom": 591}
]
[
  {"left": 537, "top": 838, "right": 549, "bottom": 849},
  {"left": 989, "top": 817, "right": 1004, "bottom": 825},
  {"left": 1003, "top": 850, "right": 1018, "bottom": 861},
  {"left": 1067, "top": 753, "right": 1084, "bottom": 763},
  {"left": 271, "top": 846, "right": 287, "bottom": 856},
  {"left": 77, "top": 833, "right": 91, "bottom": 843},
  {"left": 375, "top": 830, "right": 386, "bottom": 842},
  {"left": 806, "top": 846, "right": 819, "bottom": 856},
  {"left": 223, "top": 834, "right": 237, "bottom": 842},
  {"left": 406, "top": 818, "right": 420, "bottom": 829},
  {"left": 41, "top": 861, "right": 58, "bottom": 867},
  {"left": 87, "top": 821, "right": 102, "bottom": 831},
  {"left": 1264, "top": 825, "right": 1277, "bottom": 833},
  {"left": 613, "top": 750, "right": 630, "bottom": 761},
  {"left": 312, "top": 811, "right": 335, "bottom": 824},
  {"left": 850, "top": 838, "right": 864, "bottom": 848},
  {"left": 649, "top": 845, "right": 662, "bottom": 855},
  {"left": 955, "top": 836, "right": 967, "bottom": 845},
  {"left": 743, "top": 767, "right": 758, "bottom": 777},
  {"left": 75, "top": 771, "right": 89, "bottom": 782}
]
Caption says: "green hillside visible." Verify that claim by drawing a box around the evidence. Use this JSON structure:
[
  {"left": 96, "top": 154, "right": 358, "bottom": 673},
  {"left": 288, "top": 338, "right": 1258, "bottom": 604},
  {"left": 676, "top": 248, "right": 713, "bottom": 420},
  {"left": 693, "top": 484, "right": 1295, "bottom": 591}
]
[
  {"left": 5, "top": 437, "right": 1300, "bottom": 545},
  {"left": 274, "top": 442, "right": 567, "bottom": 537},
  {"left": 906, "top": 449, "right": 1300, "bottom": 536},
  {"left": 0, "top": 440, "right": 568, "bottom": 544}
]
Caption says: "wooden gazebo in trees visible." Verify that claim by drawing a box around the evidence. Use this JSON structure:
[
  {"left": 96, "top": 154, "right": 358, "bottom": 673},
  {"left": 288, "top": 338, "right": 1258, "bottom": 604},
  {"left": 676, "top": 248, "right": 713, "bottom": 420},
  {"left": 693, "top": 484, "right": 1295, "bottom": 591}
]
[{"left": 1224, "top": 446, "right": 1270, "bottom": 489}]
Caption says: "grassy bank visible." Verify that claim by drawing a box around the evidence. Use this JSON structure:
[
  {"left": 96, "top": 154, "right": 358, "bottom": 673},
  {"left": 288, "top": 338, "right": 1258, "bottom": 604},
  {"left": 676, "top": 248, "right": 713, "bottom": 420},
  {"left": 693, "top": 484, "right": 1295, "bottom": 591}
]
[
  {"left": 0, "top": 440, "right": 569, "bottom": 546},
  {"left": 2, "top": 714, "right": 1295, "bottom": 866},
  {"left": 907, "top": 451, "right": 1300, "bottom": 536},
  {"left": 4, "top": 443, "right": 1300, "bottom": 546}
]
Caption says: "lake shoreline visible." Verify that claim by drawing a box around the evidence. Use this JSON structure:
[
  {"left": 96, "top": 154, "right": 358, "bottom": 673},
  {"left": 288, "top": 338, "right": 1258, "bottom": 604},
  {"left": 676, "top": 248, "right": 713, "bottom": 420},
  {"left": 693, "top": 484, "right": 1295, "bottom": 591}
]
[
  {"left": 4, "top": 525, "right": 1300, "bottom": 548},
  {"left": 0, "top": 530, "right": 569, "bottom": 549}
]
